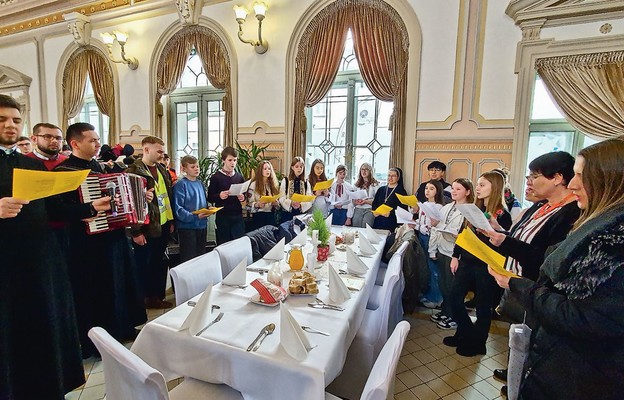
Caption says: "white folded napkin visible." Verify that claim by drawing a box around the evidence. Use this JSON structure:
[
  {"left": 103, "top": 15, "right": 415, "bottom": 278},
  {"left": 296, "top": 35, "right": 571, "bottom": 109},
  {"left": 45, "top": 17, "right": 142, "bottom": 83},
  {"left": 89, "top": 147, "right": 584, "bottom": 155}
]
[
  {"left": 328, "top": 234, "right": 336, "bottom": 254},
  {"left": 263, "top": 237, "right": 286, "bottom": 260},
  {"left": 346, "top": 246, "right": 369, "bottom": 275},
  {"left": 179, "top": 284, "right": 213, "bottom": 335},
  {"left": 222, "top": 258, "right": 247, "bottom": 286},
  {"left": 325, "top": 214, "right": 332, "bottom": 230},
  {"left": 280, "top": 303, "right": 312, "bottom": 361},
  {"left": 358, "top": 233, "right": 377, "bottom": 256},
  {"left": 328, "top": 263, "right": 351, "bottom": 303},
  {"left": 365, "top": 224, "right": 382, "bottom": 244},
  {"left": 290, "top": 227, "right": 308, "bottom": 246}
]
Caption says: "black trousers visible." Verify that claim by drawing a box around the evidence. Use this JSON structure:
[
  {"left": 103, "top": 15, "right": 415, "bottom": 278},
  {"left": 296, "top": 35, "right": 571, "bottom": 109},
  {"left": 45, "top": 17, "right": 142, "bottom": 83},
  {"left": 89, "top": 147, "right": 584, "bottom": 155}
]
[
  {"left": 437, "top": 253, "right": 455, "bottom": 319},
  {"left": 215, "top": 214, "right": 245, "bottom": 245},
  {"left": 178, "top": 228, "right": 207, "bottom": 263},
  {"left": 449, "top": 259, "right": 497, "bottom": 346},
  {"left": 133, "top": 221, "right": 172, "bottom": 300}
]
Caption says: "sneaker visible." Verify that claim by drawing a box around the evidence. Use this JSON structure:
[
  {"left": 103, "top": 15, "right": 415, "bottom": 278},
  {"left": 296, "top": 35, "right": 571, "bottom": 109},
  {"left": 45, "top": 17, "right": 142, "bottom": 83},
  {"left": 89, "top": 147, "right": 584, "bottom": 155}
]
[
  {"left": 430, "top": 312, "right": 446, "bottom": 323},
  {"left": 437, "top": 318, "right": 457, "bottom": 330},
  {"left": 421, "top": 299, "right": 442, "bottom": 309}
]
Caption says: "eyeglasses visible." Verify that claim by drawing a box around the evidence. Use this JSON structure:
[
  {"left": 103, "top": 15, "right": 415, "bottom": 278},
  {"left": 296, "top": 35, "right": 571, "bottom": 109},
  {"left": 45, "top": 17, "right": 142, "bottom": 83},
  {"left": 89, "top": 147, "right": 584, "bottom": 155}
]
[
  {"left": 387, "top": 174, "right": 398, "bottom": 179},
  {"left": 525, "top": 173, "right": 543, "bottom": 181},
  {"left": 36, "top": 134, "right": 63, "bottom": 142},
  {"left": 429, "top": 168, "right": 443, "bottom": 172}
]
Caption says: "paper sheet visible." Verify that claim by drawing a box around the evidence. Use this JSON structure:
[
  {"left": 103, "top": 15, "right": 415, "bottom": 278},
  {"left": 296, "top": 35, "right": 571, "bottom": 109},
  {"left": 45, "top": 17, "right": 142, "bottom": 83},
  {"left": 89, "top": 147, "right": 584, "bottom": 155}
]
[
  {"left": 228, "top": 180, "right": 251, "bottom": 196},
  {"left": 395, "top": 206, "right": 416, "bottom": 225},
  {"left": 372, "top": 204, "right": 393, "bottom": 216},
  {"left": 192, "top": 207, "right": 223, "bottom": 216},
  {"left": 259, "top": 194, "right": 280, "bottom": 203},
  {"left": 346, "top": 189, "right": 368, "bottom": 200},
  {"left": 291, "top": 193, "right": 316, "bottom": 203},
  {"left": 456, "top": 203, "right": 495, "bottom": 232},
  {"left": 455, "top": 228, "right": 518, "bottom": 278},
  {"left": 418, "top": 202, "right": 442, "bottom": 221},
  {"left": 12, "top": 168, "right": 90, "bottom": 201},
  {"left": 313, "top": 179, "right": 333, "bottom": 191},
  {"left": 396, "top": 193, "right": 417, "bottom": 208}
]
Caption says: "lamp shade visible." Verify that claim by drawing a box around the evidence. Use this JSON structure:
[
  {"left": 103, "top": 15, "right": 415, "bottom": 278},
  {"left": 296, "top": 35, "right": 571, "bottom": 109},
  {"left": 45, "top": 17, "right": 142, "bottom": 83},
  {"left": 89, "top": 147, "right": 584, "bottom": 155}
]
[
  {"left": 233, "top": 5, "right": 249, "bottom": 20},
  {"left": 253, "top": 1, "right": 267, "bottom": 17},
  {"left": 113, "top": 31, "right": 129, "bottom": 45},
  {"left": 100, "top": 32, "right": 115, "bottom": 45}
]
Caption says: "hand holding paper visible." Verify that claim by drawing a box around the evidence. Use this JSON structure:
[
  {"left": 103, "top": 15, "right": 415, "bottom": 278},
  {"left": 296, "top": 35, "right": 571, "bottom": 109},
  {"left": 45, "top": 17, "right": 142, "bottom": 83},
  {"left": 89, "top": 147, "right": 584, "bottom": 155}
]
[
  {"left": 396, "top": 194, "right": 417, "bottom": 208},
  {"left": 12, "top": 169, "right": 90, "bottom": 201},
  {"left": 313, "top": 179, "right": 333, "bottom": 192},
  {"left": 228, "top": 180, "right": 251, "bottom": 196},
  {"left": 395, "top": 206, "right": 416, "bottom": 225},
  {"left": 456, "top": 203, "right": 496, "bottom": 232},
  {"left": 291, "top": 193, "right": 316, "bottom": 203},
  {"left": 372, "top": 204, "right": 393, "bottom": 216},
  {"left": 259, "top": 194, "right": 280, "bottom": 204},
  {"left": 347, "top": 189, "right": 368, "bottom": 200},
  {"left": 192, "top": 207, "right": 222, "bottom": 216},
  {"left": 418, "top": 202, "right": 442, "bottom": 221},
  {"left": 455, "top": 228, "right": 518, "bottom": 277}
]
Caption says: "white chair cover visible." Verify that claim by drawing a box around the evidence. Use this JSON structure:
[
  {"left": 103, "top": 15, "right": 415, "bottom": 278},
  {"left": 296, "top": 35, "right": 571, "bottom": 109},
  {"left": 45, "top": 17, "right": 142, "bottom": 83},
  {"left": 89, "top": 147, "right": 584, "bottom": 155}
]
[
  {"left": 360, "top": 320, "right": 410, "bottom": 400},
  {"left": 88, "top": 327, "right": 243, "bottom": 400},
  {"left": 214, "top": 236, "right": 253, "bottom": 278},
  {"left": 326, "top": 243, "right": 406, "bottom": 400},
  {"left": 170, "top": 251, "right": 223, "bottom": 306}
]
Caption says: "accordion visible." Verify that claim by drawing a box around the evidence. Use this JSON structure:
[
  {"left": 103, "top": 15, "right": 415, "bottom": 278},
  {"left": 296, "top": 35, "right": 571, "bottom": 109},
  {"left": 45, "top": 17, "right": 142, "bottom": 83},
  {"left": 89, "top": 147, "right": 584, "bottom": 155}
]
[{"left": 78, "top": 172, "right": 149, "bottom": 235}]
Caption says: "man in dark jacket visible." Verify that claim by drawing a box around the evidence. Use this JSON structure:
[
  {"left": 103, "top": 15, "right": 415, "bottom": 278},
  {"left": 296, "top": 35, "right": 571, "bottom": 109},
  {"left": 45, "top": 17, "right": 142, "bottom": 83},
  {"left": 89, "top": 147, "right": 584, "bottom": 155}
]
[
  {"left": 127, "top": 136, "right": 175, "bottom": 309},
  {"left": 0, "top": 95, "right": 89, "bottom": 398}
]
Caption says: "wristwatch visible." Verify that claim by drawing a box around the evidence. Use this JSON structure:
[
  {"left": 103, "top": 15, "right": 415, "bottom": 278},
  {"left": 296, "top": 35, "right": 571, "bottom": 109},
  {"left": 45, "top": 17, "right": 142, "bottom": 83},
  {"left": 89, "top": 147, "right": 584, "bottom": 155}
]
[{"left": 89, "top": 203, "right": 98, "bottom": 217}]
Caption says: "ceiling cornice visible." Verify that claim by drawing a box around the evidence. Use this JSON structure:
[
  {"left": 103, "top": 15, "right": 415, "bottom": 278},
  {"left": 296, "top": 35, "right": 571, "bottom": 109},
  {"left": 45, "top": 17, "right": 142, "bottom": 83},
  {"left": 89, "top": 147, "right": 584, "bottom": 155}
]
[{"left": 506, "top": 0, "right": 624, "bottom": 27}]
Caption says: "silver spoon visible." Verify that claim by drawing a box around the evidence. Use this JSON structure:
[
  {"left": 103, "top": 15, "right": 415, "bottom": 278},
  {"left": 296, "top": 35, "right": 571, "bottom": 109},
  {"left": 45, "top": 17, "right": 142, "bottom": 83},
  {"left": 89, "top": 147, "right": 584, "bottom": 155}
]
[
  {"left": 249, "top": 323, "right": 276, "bottom": 352},
  {"left": 186, "top": 301, "right": 220, "bottom": 311}
]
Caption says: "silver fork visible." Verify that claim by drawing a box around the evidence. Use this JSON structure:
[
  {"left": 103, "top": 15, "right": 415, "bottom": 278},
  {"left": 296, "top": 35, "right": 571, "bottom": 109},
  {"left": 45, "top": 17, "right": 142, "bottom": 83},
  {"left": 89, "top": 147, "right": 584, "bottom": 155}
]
[{"left": 301, "top": 326, "right": 330, "bottom": 336}]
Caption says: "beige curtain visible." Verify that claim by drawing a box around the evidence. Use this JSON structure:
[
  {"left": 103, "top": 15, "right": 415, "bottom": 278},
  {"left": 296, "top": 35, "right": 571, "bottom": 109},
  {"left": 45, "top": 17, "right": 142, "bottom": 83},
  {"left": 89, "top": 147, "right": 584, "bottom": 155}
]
[
  {"left": 292, "top": 3, "right": 351, "bottom": 158},
  {"left": 292, "top": 0, "right": 409, "bottom": 168},
  {"left": 155, "top": 26, "right": 233, "bottom": 145},
  {"left": 62, "top": 47, "right": 116, "bottom": 142},
  {"left": 350, "top": 0, "right": 409, "bottom": 168},
  {"left": 536, "top": 51, "right": 624, "bottom": 139}
]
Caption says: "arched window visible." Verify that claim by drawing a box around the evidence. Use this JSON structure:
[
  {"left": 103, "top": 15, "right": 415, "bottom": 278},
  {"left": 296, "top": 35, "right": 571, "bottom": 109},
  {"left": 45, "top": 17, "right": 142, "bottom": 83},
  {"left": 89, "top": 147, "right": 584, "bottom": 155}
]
[
  {"left": 70, "top": 76, "right": 110, "bottom": 144},
  {"left": 168, "top": 47, "right": 225, "bottom": 165},
  {"left": 306, "top": 30, "right": 392, "bottom": 181}
]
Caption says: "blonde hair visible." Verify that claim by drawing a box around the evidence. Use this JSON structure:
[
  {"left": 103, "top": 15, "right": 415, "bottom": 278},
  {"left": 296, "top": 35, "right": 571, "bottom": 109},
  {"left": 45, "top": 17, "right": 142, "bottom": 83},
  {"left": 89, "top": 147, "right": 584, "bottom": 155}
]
[
  {"left": 574, "top": 137, "right": 624, "bottom": 229},
  {"left": 355, "top": 163, "right": 379, "bottom": 189},
  {"left": 475, "top": 171, "right": 507, "bottom": 215}
]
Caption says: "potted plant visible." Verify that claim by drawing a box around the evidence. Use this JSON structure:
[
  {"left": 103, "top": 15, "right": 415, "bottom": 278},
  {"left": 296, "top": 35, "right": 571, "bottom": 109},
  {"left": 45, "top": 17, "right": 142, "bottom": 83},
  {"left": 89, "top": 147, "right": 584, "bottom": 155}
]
[{"left": 308, "top": 209, "right": 331, "bottom": 261}]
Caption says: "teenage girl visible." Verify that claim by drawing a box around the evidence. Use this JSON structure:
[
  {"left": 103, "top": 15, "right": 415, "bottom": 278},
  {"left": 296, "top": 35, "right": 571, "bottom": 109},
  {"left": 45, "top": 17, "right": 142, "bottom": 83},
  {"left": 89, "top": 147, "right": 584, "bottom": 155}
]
[{"left": 278, "top": 156, "right": 312, "bottom": 223}]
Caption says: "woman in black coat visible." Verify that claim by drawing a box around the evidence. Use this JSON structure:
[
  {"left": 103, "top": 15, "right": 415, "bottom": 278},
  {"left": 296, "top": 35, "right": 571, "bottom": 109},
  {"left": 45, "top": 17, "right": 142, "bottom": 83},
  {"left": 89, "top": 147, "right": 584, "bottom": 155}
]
[
  {"left": 372, "top": 167, "right": 407, "bottom": 231},
  {"left": 489, "top": 138, "right": 624, "bottom": 400}
]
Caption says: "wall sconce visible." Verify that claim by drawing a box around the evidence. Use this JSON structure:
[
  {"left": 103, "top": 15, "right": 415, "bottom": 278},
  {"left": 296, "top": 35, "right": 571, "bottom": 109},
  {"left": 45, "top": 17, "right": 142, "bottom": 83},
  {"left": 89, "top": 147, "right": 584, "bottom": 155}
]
[
  {"left": 233, "top": 2, "right": 269, "bottom": 54},
  {"left": 100, "top": 31, "right": 139, "bottom": 70}
]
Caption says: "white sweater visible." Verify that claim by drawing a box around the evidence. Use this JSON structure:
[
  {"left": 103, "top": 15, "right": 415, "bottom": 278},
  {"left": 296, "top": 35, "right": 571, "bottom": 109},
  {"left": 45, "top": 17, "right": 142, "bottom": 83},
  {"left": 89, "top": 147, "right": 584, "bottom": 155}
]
[{"left": 428, "top": 202, "right": 465, "bottom": 258}]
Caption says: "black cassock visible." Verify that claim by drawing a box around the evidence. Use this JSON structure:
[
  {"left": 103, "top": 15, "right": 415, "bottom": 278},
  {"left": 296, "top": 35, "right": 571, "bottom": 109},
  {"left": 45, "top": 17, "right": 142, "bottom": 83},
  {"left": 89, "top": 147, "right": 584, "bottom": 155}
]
[
  {"left": 55, "top": 155, "right": 147, "bottom": 358},
  {"left": 0, "top": 152, "right": 85, "bottom": 400}
]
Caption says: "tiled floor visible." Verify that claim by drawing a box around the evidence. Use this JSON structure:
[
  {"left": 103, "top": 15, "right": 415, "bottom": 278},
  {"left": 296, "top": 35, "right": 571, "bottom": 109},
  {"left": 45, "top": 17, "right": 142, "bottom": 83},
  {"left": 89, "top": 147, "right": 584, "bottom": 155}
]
[{"left": 66, "top": 301, "right": 510, "bottom": 400}]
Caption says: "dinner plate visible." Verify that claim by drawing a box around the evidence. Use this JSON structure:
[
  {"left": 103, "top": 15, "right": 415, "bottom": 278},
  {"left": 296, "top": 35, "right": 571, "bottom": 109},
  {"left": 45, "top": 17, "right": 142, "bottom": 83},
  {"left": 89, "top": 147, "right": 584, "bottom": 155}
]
[
  {"left": 249, "top": 293, "right": 280, "bottom": 307},
  {"left": 336, "top": 244, "right": 347, "bottom": 251},
  {"left": 287, "top": 292, "right": 317, "bottom": 296}
]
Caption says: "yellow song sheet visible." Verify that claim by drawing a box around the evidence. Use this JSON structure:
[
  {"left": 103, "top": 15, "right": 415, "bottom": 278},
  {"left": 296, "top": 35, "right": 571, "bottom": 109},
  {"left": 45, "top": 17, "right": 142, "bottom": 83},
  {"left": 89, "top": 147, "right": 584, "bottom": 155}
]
[
  {"left": 396, "top": 194, "right": 417, "bottom": 208},
  {"left": 12, "top": 168, "right": 90, "bottom": 201},
  {"left": 455, "top": 228, "right": 518, "bottom": 278},
  {"left": 372, "top": 204, "right": 393, "bottom": 216},
  {"left": 259, "top": 194, "right": 280, "bottom": 204},
  {"left": 192, "top": 207, "right": 223, "bottom": 216},
  {"left": 313, "top": 178, "right": 334, "bottom": 191},
  {"left": 291, "top": 193, "right": 316, "bottom": 203}
]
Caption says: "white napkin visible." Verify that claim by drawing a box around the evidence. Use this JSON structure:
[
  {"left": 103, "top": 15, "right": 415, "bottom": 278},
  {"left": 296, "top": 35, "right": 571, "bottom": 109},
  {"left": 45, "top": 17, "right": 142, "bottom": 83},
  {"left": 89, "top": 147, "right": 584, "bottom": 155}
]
[
  {"left": 328, "top": 234, "right": 336, "bottom": 254},
  {"left": 222, "top": 258, "right": 247, "bottom": 286},
  {"left": 358, "top": 233, "right": 377, "bottom": 256},
  {"left": 346, "top": 246, "right": 369, "bottom": 275},
  {"left": 280, "top": 303, "right": 312, "bottom": 361},
  {"left": 328, "top": 263, "right": 351, "bottom": 303},
  {"left": 290, "top": 227, "right": 308, "bottom": 245},
  {"left": 325, "top": 214, "right": 332, "bottom": 230},
  {"left": 179, "top": 284, "right": 213, "bottom": 335},
  {"left": 365, "top": 224, "right": 382, "bottom": 244},
  {"left": 263, "top": 237, "right": 286, "bottom": 260}
]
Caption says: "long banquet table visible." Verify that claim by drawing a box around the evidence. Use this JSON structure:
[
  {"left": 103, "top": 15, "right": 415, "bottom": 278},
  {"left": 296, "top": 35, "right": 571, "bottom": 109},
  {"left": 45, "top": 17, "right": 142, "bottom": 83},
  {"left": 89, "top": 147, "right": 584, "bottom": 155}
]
[{"left": 131, "top": 226, "right": 386, "bottom": 400}]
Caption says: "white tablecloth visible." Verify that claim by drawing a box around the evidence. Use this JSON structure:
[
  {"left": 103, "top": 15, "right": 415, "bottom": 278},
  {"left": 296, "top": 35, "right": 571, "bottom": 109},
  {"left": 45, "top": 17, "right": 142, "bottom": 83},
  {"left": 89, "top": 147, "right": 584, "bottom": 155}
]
[{"left": 131, "top": 227, "right": 386, "bottom": 400}]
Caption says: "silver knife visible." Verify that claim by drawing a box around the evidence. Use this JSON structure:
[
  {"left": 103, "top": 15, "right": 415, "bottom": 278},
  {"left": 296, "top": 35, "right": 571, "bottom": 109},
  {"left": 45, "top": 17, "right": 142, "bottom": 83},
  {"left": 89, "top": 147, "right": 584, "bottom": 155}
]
[{"left": 195, "top": 312, "right": 224, "bottom": 336}]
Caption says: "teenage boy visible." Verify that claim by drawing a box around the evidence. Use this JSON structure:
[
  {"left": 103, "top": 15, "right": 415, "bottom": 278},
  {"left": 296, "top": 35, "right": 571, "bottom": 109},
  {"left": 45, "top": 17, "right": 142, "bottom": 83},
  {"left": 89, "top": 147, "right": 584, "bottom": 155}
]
[
  {"left": 208, "top": 146, "right": 245, "bottom": 244},
  {"left": 173, "top": 155, "right": 209, "bottom": 262},
  {"left": 127, "top": 136, "right": 175, "bottom": 309},
  {"left": 416, "top": 160, "right": 451, "bottom": 203}
]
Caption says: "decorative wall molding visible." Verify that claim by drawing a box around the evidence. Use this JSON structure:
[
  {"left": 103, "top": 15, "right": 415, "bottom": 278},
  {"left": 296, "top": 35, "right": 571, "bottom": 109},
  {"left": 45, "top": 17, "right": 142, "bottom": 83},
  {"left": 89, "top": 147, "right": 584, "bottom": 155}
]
[
  {"left": 506, "top": 0, "right": 624, "bottom": 28},
  {"left": 237, "top": 121, "right": 284, "bottom": 136},
  {"left": 0, "top": 64, "right": 32, "bottom": 131},
  {"left": 63, "top": 12, "right": 91, "bottom": 46},
  {"left": 416, "top": 141, "right": 512, "bottom": 152},
  {"left": 174, "top": 0, "right": 204, "bottom": 26}
]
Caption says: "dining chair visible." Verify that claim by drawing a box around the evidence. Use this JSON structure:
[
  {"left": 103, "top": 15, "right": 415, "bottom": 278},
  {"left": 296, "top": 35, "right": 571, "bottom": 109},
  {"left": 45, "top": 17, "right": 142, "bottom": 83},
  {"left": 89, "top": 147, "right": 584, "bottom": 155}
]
[
  {"left": 88, "top": 327, "right": 243, "bottom": 400},
  {"left": 367, "top": 241, "right": 409, "bottom": 335},
  {"left": 169, "top": 251, "right": 223, "bottom": 306},
  {"left": 326, "top": 320, "right": 410, "bottom": 400},
  {"left": 326, "top": 242, "right": 407, "bottom": 400},
  {"left": 214, "top": 236, "right": 253, "bottom": 278}
]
